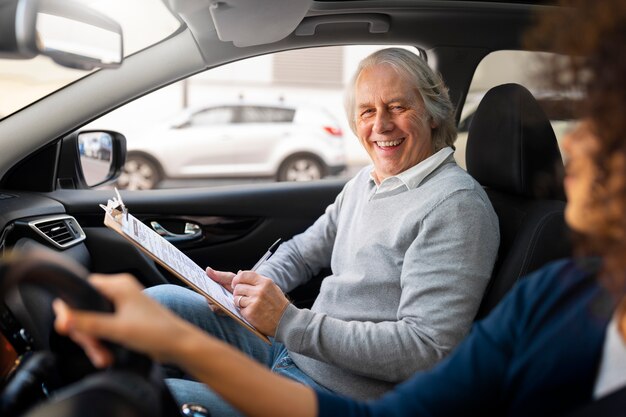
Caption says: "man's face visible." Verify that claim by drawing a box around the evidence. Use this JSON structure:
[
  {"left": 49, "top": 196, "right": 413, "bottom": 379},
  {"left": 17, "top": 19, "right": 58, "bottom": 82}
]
[{"left": 354, "top": 64, "right": 435, "bottom": 183}]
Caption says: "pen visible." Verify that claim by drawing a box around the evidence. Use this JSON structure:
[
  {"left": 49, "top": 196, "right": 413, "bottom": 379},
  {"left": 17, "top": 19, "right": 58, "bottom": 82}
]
[{"left": 250, "top": 238, "right": 282, "bottom": 271}]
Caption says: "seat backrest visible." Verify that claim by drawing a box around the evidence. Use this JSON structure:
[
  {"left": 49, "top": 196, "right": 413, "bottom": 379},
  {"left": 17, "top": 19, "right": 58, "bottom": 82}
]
[{"left": 466, "top": 83, "right": 572, "bottom": 319}]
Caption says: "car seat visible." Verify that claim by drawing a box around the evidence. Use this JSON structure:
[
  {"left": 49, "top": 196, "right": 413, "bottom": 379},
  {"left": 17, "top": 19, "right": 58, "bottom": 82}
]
[{"left": 466, "top": 83, "right": 572, "bottom": 319}]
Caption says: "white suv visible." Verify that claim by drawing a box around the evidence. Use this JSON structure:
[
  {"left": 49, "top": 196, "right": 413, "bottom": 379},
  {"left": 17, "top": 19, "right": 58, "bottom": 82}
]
[{"left": 116, "top": 102, "right": 347, "bottom": 190}]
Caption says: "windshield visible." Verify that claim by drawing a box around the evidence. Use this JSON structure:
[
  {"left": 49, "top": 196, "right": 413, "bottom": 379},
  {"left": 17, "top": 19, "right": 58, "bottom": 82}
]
[{"left": 0, "top": 0, "right": 181, "bottom": 120}]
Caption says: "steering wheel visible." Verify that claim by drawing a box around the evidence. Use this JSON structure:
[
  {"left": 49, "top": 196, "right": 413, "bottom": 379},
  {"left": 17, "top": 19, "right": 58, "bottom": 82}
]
[{"left": 0, "top": 246, "right": 181, "bottom": 417}]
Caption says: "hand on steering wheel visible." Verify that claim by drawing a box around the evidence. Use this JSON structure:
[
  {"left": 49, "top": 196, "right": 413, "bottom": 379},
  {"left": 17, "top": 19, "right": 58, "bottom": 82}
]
[
  {"left": 0, "top": 246, "right": 152, "bottom": 375},
  {"left": 0, "top": 246, "right": 184, "bottom": 417}
]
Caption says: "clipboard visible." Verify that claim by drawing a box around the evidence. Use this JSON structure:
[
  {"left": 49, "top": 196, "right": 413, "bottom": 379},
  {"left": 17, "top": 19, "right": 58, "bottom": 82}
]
[{"left": 101, "top": 190, "right": 270, "bottom": 344}]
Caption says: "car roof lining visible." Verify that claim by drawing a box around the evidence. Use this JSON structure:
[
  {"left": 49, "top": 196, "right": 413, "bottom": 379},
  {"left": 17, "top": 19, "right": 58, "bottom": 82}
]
[{"left": 172, "top": 0, "right": 562, "bottom": 56}]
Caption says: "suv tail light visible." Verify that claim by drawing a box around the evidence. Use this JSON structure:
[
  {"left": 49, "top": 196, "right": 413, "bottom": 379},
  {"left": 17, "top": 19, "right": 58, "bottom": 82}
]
[{"left": 323, "top": 126, "right": 343, "bottom": 137}]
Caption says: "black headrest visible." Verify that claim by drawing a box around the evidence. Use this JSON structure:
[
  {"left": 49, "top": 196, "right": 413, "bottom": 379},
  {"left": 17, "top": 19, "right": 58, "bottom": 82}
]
[{"left": 466, "top": 83, "right": 565, "bottom": 200}]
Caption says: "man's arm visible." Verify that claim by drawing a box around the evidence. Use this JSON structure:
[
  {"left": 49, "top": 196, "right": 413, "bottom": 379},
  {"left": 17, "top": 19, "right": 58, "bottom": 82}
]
[
  {"left": 315, "top": 310, "right": 515, "bottom": 417},
  {"left": 316, "top": 262, "right": 576, "bottom": 417},
  {"left": 225, "top": 185, "right": 347, "bottom": 336},
  {"left": 255, "top": 186, "right": 346, "bottom": 292},
  {"left": 205, "top": 183, "right": 348, "bottom": 320},
  {"left": 276, "top": 190, "right": 500, "bottom": 381}
]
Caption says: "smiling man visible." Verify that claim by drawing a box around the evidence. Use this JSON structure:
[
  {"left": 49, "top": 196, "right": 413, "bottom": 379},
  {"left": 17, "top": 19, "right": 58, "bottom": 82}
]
[
  {"left": 146, "top": 48, "right": 500, "bottom": 415},
  {"left": 353, "top": 61, "right": 435, "bottom": 181}
]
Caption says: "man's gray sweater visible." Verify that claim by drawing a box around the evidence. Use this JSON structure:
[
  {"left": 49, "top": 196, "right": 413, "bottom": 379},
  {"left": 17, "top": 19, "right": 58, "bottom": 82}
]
[{"left": 257, "top": 157, "right": 499, "bottom": 399}]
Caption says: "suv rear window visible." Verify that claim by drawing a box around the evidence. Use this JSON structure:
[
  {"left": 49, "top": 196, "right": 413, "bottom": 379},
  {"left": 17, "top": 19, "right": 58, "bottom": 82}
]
[
  {"left": 192, "top": 107, "right": 236, "bottom": 125},
  {"left": 239, "top": 106, "right": 295, "bottom": 123}
]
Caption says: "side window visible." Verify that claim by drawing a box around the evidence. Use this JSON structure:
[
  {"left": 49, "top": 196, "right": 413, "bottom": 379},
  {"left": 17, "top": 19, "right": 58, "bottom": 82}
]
[
  {"left": 455, "top": 51, "right": 577, "bottom": 169},
  {"left": 192, "top": 107, "right": 235, "bottom": 126},
  {"left": 239, "top": 107, "right": 295, "bottom": 124},
  {"left": 87, "top": 45, "right": 418, "bottom": 190}
]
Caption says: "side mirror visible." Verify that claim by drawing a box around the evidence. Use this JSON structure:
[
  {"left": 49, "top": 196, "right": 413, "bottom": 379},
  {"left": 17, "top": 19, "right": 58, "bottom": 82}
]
[
  {"left": 0, "top": 0, "right": 123, "bottom": 70},
  {"left": 57, "top": 130, "right": 126, "bottom": 189}
]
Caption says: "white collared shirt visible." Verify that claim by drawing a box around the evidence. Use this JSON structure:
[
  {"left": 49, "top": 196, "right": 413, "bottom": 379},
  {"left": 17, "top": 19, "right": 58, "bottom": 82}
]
[
  {"left": 594, "top": 314, "right": 626, "bottom": 399},
  {"left": 369, "top": 147, "right": 455, "bottom": 194}
]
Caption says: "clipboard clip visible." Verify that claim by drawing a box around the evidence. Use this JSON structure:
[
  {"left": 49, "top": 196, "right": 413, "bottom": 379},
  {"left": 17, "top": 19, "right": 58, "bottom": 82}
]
[{"left": 99, "top": 187, "right": 128, "bottom": 220}]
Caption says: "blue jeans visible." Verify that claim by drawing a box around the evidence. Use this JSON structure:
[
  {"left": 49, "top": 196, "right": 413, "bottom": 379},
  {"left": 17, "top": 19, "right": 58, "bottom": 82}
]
[{"left": 145, "top": 284, "right": 330, "bottom": 417}]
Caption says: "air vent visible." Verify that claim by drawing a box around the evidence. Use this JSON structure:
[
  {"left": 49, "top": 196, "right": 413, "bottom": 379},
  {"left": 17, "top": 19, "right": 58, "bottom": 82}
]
[{"left": 28, "top": 215, "right": 86, "bottom": 249}]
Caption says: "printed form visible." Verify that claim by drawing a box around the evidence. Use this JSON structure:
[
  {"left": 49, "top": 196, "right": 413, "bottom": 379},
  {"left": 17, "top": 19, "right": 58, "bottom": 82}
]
[
  {"left": 119, "top": 212, "right": 247, "bottom": 323},
  {"left": 101, "top": 190, "right": 268, "bottom": 343}
]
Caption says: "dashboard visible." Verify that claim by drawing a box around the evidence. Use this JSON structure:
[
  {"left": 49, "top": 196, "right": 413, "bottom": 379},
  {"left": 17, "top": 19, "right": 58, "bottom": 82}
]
[{"left": 0, "top": 192, "right": 92, "bottom": 385}]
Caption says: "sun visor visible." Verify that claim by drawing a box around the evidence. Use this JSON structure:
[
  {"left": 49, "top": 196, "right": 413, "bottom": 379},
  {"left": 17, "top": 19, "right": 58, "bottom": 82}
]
[{"left": 208, "top": 0, "right": 312, "bottom": 47}]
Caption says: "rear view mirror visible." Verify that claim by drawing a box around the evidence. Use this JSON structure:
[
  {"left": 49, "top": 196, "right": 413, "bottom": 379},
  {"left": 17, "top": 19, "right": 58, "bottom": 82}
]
[{"left": 0, "top": 0, "right": 123, "bottom": 70}]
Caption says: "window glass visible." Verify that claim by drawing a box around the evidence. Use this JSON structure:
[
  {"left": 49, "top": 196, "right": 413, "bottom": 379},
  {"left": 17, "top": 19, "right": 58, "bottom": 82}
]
[
  {"left": 192, "top": 107, "right": 236, "bottom": 126},
  {"left": 0, "top": 0, "right": 180, "bottom": 120},
  {"left": 87, "top": 45, "right": 417, "bottom": 190},
  {"left": 455, "top": 50, "right": 578, "bottom": 169},
  {"left": 239, "top": 107, "right": 295, "bottom": 124}
]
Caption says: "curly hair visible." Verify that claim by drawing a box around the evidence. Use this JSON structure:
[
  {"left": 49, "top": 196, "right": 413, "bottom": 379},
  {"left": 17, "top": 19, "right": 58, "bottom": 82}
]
[{"left": 526, "top": 0, "right": 626, "bottom": 292}]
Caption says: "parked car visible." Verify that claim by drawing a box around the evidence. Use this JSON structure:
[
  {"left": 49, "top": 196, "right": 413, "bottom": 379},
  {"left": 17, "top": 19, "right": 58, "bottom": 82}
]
[
  {"left": 117, "top": 102, "right": 347, "bottom": 190},
  {"left": 0, "top": 0, "right": 605, "bottom": 416},
  {"left": 81, "top": 132, "right": 113, "bottom": 161}
]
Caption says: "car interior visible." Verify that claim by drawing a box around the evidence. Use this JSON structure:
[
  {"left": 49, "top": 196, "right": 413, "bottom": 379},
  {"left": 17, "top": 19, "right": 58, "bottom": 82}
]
[{"left": 0, "top": 0, "right": 591, "bottom": 415}]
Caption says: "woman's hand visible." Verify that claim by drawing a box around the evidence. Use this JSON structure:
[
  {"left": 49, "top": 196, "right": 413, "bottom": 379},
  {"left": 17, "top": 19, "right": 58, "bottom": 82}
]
[
  {"left": 53, "top": 273, "right": 194, "bottom": 367},
  {"left": 54, "top": 273, "right": 317, "bottom": 417}
]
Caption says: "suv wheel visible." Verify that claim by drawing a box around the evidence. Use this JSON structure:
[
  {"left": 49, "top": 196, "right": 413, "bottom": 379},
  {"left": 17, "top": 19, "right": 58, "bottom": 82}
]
[
  {"left": 116, "top": 155, "right": 162, "bottom": 190},
  {"left": 278, "top": 156, "right": 325, "bottom": 182}
]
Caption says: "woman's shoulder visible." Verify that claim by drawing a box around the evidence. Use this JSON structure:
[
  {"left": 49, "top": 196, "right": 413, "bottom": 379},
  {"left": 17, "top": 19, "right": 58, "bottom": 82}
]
[
  {"left": 478, "top": 258, "right": 607, "bottom": 342},
  {"left": 506, "top": 257, "right": 605, "bottom": 321},
  {"left": 517, "top": 258, "right": 601, "bottom": 296}
]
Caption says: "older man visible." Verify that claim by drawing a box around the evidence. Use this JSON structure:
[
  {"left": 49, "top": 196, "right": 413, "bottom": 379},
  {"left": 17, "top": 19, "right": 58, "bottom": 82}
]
[{"left": 147, "top": 47, "right": 499, "bottom": 414}]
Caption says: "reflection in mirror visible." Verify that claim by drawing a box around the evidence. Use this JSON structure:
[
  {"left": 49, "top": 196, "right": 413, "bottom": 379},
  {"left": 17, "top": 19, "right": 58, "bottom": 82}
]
[{"left": 78, "top": 132, "right": 113, "bottom": 186}]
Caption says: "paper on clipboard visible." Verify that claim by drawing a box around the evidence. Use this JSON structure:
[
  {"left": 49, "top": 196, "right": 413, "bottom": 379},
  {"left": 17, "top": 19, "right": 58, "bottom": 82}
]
[{"left": 101, "top": 190, "right": 270, "bottom": 343}]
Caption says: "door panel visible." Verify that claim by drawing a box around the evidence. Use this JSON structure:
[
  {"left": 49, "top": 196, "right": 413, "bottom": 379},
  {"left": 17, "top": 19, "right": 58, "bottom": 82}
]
[{"left": 50, "top": 180, "right": 345, "bottom": 303}]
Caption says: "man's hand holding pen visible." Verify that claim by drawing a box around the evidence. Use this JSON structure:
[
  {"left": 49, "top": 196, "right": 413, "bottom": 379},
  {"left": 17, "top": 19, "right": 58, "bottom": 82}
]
[
  {"left": 231, "top": 271, "right": 289, "bottom": 337},
  {"left": 204, "top": 238, "right": 289, "bottom": 336}
]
